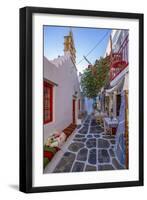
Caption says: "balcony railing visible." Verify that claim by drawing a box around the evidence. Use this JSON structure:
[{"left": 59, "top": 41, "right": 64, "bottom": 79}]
[{"left": 110, "top": 35, "right": 129, "bottom": 81}]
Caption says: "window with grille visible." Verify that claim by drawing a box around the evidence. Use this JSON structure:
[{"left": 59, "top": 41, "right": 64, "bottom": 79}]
[{"left": 43, "top": 81, "right": 53, "bottom": 124}]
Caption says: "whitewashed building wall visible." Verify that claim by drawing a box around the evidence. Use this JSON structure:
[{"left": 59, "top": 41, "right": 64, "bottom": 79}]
[{"left": 43, "top": 54, "right": 81, "bottom": 143}]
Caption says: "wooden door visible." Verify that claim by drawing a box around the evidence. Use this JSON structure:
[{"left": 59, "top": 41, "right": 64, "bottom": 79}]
[
  {"left": 72, "top": 99, "right": 76, "bottom": 124},
  {"left": 78, "top": 99, "right": 80, "bottom": 111},
  {"left": 116, "top": 94, "right": 121, "bottom": 116}
]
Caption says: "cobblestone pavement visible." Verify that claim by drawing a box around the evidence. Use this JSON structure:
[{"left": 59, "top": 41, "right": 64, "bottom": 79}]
[{"left": 53, "top": 115, "right": 125, "bottom": 173}]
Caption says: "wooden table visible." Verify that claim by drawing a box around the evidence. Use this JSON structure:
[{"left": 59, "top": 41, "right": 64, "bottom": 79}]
[
  {"left": 95, "top": 112, "right": 107, "bottom": 127},
  {"left": 103, "top": 117, "right": 118, "bottom": 135}
]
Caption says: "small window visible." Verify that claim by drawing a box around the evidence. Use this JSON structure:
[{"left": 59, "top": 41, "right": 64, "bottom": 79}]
[{"left": 43, "top": 81, "right": 53, "bottom": 124}]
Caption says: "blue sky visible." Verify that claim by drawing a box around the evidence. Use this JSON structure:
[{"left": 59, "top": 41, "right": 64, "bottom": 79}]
[{"left": 44, "top": 26, "right": 112, "bottom": 73}]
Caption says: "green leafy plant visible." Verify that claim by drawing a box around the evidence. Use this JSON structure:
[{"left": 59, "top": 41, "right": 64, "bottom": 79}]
[{"left": 81, "top": 56, "right": 110, "bottom": 98}]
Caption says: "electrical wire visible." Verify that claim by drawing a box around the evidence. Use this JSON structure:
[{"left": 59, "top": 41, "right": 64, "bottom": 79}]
[{"left": 77, "top": 31, "right": 110, "bottom": 65}]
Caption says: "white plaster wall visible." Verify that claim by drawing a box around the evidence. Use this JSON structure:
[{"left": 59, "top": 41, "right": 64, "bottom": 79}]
[
  {"left": 104, "top": 29, "right": 125, "bottom": 57},
  {"left": 112, "top": 29, "right": 129, "bottom": 52},
  {"left": 112, "top": 93, "right": 117, "bottom": 117},
  {"left": 104, "top": 38, "right": 111, "bottom": 57},
  {"left": 43, "top": 56, "right": 81, "bottom": 143}
]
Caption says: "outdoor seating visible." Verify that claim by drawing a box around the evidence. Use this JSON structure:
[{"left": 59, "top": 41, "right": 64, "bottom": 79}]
[
  {"left": 95, "top": 112, "right": 107, "bottom": 128},
  {"left": 103, "top": 117, "right": 118, "bottom": 135}
]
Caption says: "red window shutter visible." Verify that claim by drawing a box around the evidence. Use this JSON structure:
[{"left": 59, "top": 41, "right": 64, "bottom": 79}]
[{"left": 43, "top": 81, "right": 53, "bottom": 124}]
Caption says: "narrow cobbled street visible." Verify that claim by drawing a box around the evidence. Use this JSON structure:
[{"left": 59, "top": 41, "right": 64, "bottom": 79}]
[{"left": 51, "top": 115, "right": 124, "bottom": 173}]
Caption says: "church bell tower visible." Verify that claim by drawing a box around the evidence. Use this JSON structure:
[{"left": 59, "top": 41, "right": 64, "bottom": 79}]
[{"left": 64, "top": 30, "right": 76, "bottom": 64}]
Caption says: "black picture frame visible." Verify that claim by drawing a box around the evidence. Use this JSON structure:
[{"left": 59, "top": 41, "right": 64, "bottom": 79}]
[{"left": 19, "top": 6, "right": 144, "bottom": 193}]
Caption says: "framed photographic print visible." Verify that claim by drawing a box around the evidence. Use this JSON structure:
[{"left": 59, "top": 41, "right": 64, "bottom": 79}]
[{"left": 19, "top": 7, "right": 144, "bottom": 193}]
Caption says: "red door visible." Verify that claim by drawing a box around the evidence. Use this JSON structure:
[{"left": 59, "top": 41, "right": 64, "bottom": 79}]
[
  {"left": 78, "top": 99, "right": 80, "bottom": 111},
  {"left": 72, "top": 99, "right": 76, "bottom": 124}
]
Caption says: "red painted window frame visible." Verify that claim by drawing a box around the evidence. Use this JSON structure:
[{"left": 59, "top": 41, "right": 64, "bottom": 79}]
[{"left": 43, "top": 81, "right": 53, "bottom": 124}]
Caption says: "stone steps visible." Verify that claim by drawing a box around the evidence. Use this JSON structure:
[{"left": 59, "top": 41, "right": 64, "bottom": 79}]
[{"left": 63, "top": 123, "right": 77, "bottom": 137}]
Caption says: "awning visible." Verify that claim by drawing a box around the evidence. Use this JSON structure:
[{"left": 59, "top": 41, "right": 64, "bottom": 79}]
[{"left": 105, "top": 77, "right": 124, "bottom": 94}]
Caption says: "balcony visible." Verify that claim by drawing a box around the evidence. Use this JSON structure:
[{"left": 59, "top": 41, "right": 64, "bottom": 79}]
[{"left": 110, "top": 35, "right": 129, "bottom": 81}]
